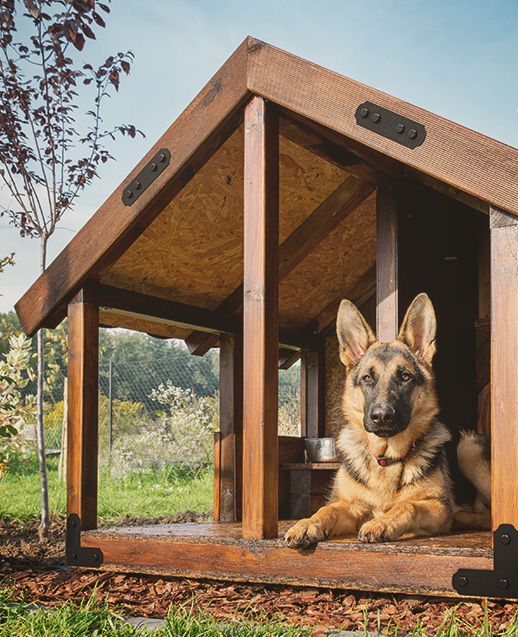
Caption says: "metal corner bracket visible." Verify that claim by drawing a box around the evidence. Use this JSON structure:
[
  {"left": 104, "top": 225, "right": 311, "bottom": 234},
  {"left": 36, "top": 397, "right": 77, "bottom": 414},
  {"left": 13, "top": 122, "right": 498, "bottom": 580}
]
[
  {"left": 453, "top": 524, "right": 518, "bottom": 598},
  {"left": 66, "top": 513, "right": 103, "bottom": 568}
]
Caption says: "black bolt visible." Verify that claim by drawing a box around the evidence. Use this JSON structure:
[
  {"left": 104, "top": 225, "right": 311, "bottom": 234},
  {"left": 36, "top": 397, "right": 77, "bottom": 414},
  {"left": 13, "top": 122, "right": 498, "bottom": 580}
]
[
  {"left": 371, "top": 112, "right": 381, "bottom": 123},
  {"left": 501, "top": 534, "right": 511, "bottom": 545},
  {"left": 71, "top": 552, "right": 77, "bottom": 561},
  {"left": 95, "top": 552, "right": 101, "bottom": 562},
  {"left": 457, "top": 576, "right": 468, "bottom": 588},
  {"left": 159, "top": 152, "right": 166, "bottom": 163},
  {"left": 150, "top": 162, "right": 158, "bottom": 172},
  {"left": 134, "top": 180, "right": 141, "bottom": 190},
  {"left": 70, "top": 518, "right": 77, "bottom": 528},
  {"left": 408, "top": 129, "right": 417, "bottom": 139},
  {"left": 396, "top": 123, "right": 405, "bottom": 134},
  {"left": 359, "top": 107, "right": 369, "bottom": 118},
  {"left": 126, "top": 189, "right": 133, "bottom": 199},
  {"left": 499, "top": 578, "right": 509, "bottom": 590}
]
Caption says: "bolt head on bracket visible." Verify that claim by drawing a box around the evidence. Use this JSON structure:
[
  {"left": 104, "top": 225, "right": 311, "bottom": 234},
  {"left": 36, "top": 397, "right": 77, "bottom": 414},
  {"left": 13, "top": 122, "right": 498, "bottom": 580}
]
[
  {"left": 355, "top": 101, "right": 426, "bottom": 149},
  {"left": 122, "top": 149, "right": 171, "bottom": 206}
]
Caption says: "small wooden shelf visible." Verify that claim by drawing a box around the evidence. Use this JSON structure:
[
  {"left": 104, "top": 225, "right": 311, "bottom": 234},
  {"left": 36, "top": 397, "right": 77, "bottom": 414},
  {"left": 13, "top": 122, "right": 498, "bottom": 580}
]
[{"left": 281, "top": 462, "right": 341, "bottom": 471}]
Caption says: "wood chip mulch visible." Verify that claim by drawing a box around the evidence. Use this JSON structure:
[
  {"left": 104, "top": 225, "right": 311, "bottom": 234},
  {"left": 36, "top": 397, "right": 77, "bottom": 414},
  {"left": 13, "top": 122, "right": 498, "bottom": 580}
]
[{"left": 1, "top": 518, "right": 518, "bottom": 635}]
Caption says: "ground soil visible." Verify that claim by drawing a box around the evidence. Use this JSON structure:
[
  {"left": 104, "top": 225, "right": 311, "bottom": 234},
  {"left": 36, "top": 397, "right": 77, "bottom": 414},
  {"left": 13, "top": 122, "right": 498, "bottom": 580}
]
[{"left": 1, "top": 516, "right": 517, "bottom": 635}]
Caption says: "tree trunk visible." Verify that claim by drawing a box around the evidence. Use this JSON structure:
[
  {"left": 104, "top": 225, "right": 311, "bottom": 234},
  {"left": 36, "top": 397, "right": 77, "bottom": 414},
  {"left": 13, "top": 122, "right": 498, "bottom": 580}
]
[{"left": 36, "top": 233, "right": 50, "bottom": 541}]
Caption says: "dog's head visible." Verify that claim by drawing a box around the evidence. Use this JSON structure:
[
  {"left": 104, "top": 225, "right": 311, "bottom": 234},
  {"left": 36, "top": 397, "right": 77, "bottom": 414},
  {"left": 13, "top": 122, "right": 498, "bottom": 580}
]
[{"left": 336, "top": 293, "right": 438, "bottom": 438}]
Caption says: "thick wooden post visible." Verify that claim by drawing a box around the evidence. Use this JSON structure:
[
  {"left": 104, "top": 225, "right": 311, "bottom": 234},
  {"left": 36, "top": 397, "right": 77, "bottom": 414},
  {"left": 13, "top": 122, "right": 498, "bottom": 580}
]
[
  {"left": 215, "top": 333, "right": 243, "bottom": 522},
  {"left": 242, "top": 96, "right": 279, "bottom": 539},
  {"left": 300, "top": 348, "right": 325, "bottom": 438},
  {"left": 490, "top": 208, "right": 518, "bottom": 531},
  {"left": 376, "top": 181, "right": 399, "bottom": 342},
  {"left": 67, "top": 288, "right": 99, "bottom": 531}
]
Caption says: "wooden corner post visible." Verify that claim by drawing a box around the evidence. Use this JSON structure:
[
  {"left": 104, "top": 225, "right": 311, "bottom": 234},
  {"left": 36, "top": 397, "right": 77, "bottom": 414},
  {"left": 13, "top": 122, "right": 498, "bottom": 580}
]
[
  {"left": 376, "top": 181, "right": 399, "bottom": 342},
  {"left": 242, "top": 96, "right": 279, "bottom": 539},
  {"left": 67, "top": 287, "right": 99, "bottom": 531},
  {"left": 301, "top": 347, "right": 326, "bottom": 438},
  {"left": 215, "top": 333, "right": 243, "bottom": 522},
  {"left": 489, "top": 208, "right": 518, "bottom": 532}
]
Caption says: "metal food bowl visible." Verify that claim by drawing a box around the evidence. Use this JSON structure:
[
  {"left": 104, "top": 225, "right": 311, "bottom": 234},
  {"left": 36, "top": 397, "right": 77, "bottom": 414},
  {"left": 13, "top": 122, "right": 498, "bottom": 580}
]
[{"left": 304, "top": 437, "right": 339, "bottom": 463}]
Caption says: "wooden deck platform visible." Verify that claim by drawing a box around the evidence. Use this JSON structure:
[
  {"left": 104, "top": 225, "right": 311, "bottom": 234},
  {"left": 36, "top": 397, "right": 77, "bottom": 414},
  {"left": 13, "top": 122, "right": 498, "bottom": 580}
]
[{"left": 82, "top": 523, "right": 492, "bottom": 597}]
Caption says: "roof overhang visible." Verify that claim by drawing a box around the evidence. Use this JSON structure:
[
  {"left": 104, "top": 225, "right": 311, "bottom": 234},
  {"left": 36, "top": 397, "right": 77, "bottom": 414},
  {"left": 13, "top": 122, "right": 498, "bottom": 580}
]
[{"left": 15, "top": 36, "right": 518, "bottom": 336}]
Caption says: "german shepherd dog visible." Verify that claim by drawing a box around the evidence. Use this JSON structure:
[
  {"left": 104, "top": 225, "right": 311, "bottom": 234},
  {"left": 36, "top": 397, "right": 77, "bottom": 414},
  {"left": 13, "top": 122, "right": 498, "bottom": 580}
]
[{"left": 285, "top": 293, "right": 490, "bottom": 548}]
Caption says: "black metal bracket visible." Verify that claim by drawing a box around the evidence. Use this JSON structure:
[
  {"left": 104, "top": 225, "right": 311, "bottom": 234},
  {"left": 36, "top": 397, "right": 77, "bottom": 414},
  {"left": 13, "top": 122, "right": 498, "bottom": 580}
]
[
  {"left": 355, "top": 101, "right": 426, "bottom": 149},
  {"left": 453, "top": 524, "right": 518, "bottom": 598},
  {"left": 122, "top": 148, "right": 171, "bottom": 206},
  {"left": 66, "top": 514, "right": 103, "bottom": 568}
]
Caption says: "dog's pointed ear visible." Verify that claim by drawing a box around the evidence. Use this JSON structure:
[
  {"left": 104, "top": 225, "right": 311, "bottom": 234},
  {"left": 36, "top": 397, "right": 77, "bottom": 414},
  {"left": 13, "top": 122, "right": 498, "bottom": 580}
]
[
  {"left": 336, "top": 300, "right": 376, "bottom": 369},
  {"left": 397, "top": 293, "right": 436, "bottom": 365}
]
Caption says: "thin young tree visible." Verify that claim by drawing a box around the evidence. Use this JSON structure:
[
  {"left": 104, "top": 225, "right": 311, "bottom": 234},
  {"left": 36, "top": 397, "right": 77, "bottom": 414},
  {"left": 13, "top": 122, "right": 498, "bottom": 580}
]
[{"left": 0, "top": 0, "right": 143, "bottom": 538}]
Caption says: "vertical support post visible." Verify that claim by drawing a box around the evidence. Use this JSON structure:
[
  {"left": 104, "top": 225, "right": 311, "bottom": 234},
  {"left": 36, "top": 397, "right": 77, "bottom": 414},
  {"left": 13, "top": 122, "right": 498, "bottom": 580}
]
[
  {"left": 108, "top": 360, "right": 113, "bottom": 454},
  {"left": 376, "top": 181, "right": 399, "bottom": 342},
  {"left": 217, "top": 333, "right": 243, "bottom": 522},
  {"left": 300, "top": 347, "right": 325, "bottom": 438},
  {"left": 490, "top": 208, "right": 518, "bottom": 531},
  {"left": 242, "top": 96, "right": 279, "bottom": 539},
  {"left": 67, "top": 287, "right": 99, "bottom": 531}
]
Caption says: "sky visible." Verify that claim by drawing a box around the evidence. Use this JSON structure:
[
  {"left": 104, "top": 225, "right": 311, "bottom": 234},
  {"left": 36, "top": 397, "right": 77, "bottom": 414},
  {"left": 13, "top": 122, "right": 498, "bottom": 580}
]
[{"left": 1, "top": 0, "right": 517, "bottom": 313}]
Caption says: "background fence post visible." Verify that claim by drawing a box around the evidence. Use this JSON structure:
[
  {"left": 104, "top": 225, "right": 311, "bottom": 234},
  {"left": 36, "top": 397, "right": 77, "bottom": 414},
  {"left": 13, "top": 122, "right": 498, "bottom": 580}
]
[{"left": 108, "top": 359, "right": 114, "bottom": 453}]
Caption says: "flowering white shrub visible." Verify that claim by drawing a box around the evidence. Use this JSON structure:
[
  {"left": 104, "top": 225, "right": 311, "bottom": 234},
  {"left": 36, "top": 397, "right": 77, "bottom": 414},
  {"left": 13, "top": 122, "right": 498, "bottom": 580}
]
[
  {"left": 0, "top": 333, "right": 36, "bottom": 473},
  {"left": 110, "top": 382, "right": 218, "bottom": 477}
]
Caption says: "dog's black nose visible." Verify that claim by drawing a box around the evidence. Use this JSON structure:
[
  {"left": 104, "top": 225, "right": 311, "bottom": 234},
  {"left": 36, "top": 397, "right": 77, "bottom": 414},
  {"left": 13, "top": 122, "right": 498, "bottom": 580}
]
[{"left": 370, "top": 405, "right": 396, "bottom": 426}]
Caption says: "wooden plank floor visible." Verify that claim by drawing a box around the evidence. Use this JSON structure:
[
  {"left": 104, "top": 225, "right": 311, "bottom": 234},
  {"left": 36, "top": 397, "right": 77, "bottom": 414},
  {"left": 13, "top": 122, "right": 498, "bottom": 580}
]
[
  {"left": 89, "top": 522, "right": 491, "bottom": 554},
  {"left": 82, "top": 523, "right": 492, "bottom": 597}
]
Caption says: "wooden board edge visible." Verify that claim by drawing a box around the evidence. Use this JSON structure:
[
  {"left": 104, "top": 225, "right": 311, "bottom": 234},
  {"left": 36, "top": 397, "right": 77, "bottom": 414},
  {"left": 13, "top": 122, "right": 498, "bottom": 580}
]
[{"left": 81, "top": 533, "right": 492, "bottom": 598}]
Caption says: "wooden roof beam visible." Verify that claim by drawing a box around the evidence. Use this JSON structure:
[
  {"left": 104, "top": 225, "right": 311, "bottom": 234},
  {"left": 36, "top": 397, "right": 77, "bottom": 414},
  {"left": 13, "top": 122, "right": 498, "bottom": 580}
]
[
  {"left": 185, "top": 174, "right": 374, "bottom": 356},
  {"left": 248, "top": 41, "right": 516, "bottom": 215},
  {"left": 15, "top": 39, "right": 251, "bottom": 337},
  {"left": 280, "top": 110, "right": 489, "bottom": 215},
  {"left": 95, "top": 284, "right": 318, "bottom": 351}
]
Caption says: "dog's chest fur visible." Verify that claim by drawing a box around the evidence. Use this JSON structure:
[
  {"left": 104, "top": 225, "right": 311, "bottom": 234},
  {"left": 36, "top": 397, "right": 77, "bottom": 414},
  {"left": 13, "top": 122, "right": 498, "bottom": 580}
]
[{"left": 334, "top": 420, "right": 452, "bottom": 513}]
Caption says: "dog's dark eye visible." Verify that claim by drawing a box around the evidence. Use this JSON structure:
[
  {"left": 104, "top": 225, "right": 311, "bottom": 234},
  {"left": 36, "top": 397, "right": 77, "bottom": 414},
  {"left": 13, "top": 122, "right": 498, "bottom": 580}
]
[
  {"left": 362, "top": 374, "right": 373, "bottom": 384},
  {"left": 401, "top": 372, "right": 413, "bottom": 383}
]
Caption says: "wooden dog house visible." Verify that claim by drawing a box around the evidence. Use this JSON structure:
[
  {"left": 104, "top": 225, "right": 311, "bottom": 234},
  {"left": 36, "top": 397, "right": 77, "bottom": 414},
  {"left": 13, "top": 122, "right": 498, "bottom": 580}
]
[{"left": 16, "top": 38, "right": 518, "bottom": 598}]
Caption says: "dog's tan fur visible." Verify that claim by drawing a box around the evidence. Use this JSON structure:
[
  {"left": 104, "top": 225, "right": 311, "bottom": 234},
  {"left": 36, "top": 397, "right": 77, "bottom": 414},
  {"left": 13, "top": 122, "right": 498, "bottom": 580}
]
[
  {"left": 454, "top": 431, "right": 491, "bottom": 529},
  {"left": 285, "top": 293, "right": 455, "bottom": 547}
]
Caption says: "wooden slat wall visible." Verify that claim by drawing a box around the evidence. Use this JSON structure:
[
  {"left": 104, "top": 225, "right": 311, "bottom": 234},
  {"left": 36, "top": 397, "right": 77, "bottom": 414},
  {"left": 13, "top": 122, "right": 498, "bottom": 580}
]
[
  {"left": 66, "top": 289, "right": 99, "bottom": 531},
  {"left": 242, "top": 97, "right": 280, "bottom": 539},
  {"left": 490, "top": 209, "right": 518, "bottom": 531}
]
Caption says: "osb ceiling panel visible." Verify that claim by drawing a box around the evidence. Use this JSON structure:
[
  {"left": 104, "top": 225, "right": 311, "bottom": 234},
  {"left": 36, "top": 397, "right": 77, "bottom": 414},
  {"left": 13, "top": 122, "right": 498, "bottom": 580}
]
[
  {"left": 101, "top": 126, "right": 348, "bottom": 309},
  {"left": 279, "top": 193, "right": 376, "bottom": 329}
]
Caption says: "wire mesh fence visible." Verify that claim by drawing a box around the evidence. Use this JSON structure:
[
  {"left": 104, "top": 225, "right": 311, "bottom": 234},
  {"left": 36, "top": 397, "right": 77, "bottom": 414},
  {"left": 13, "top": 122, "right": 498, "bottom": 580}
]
[{"left": 37, "top": 328, "right": 301, "bottom": 476}]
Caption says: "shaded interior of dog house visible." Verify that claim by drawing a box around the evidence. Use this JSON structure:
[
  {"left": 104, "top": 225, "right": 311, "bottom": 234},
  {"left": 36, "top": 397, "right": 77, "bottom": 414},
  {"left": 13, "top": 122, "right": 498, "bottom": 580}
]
[{"left": 15, "top": 38, "right": 518, "bottom": 597}]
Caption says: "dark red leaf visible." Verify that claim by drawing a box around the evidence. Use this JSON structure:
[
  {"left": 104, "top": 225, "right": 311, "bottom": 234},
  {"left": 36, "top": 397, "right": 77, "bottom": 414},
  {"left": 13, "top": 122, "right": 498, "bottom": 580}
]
[
  {"left": 108, "top": 69, "right": 119, "bottom": 91},
  {"left": 121, "top": 60, "right": 130, "bottom": 74},
  {"left": 73, "top": 33, "right": 85, "bottom": 51},
  {"left": 82, "top": 23, "right": 96, "bottom": 40},
  {"left": 92, "top": 11, "right": 106, "bottom": 27}
]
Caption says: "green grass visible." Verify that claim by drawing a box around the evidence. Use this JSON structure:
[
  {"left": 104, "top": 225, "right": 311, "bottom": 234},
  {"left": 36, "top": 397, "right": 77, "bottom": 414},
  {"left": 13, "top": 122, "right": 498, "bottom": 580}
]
[
  {"left": 0, "top": 590, "right": 307, "bottom": 636},
  {"left": 0, "top": 455, "right": 213, "bottom": 523},
  {"left": 2, "top": 591, "right": 518, "bottom": 637}
]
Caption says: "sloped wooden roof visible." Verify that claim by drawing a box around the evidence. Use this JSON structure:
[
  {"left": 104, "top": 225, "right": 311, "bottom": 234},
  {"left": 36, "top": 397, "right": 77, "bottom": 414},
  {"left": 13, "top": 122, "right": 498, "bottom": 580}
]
[{"left": 16, "top": 37, "right": 518, "bottom": 338}]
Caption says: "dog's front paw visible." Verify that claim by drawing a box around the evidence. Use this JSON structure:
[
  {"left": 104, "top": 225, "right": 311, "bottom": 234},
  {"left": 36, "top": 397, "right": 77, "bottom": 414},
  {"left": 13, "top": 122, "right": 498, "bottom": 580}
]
[
  {"left": 284, "top": 518, "right": 325, "bottom": 548},
  {"left": 358, "top": 518, "right": 395, "bottom": 543}
]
